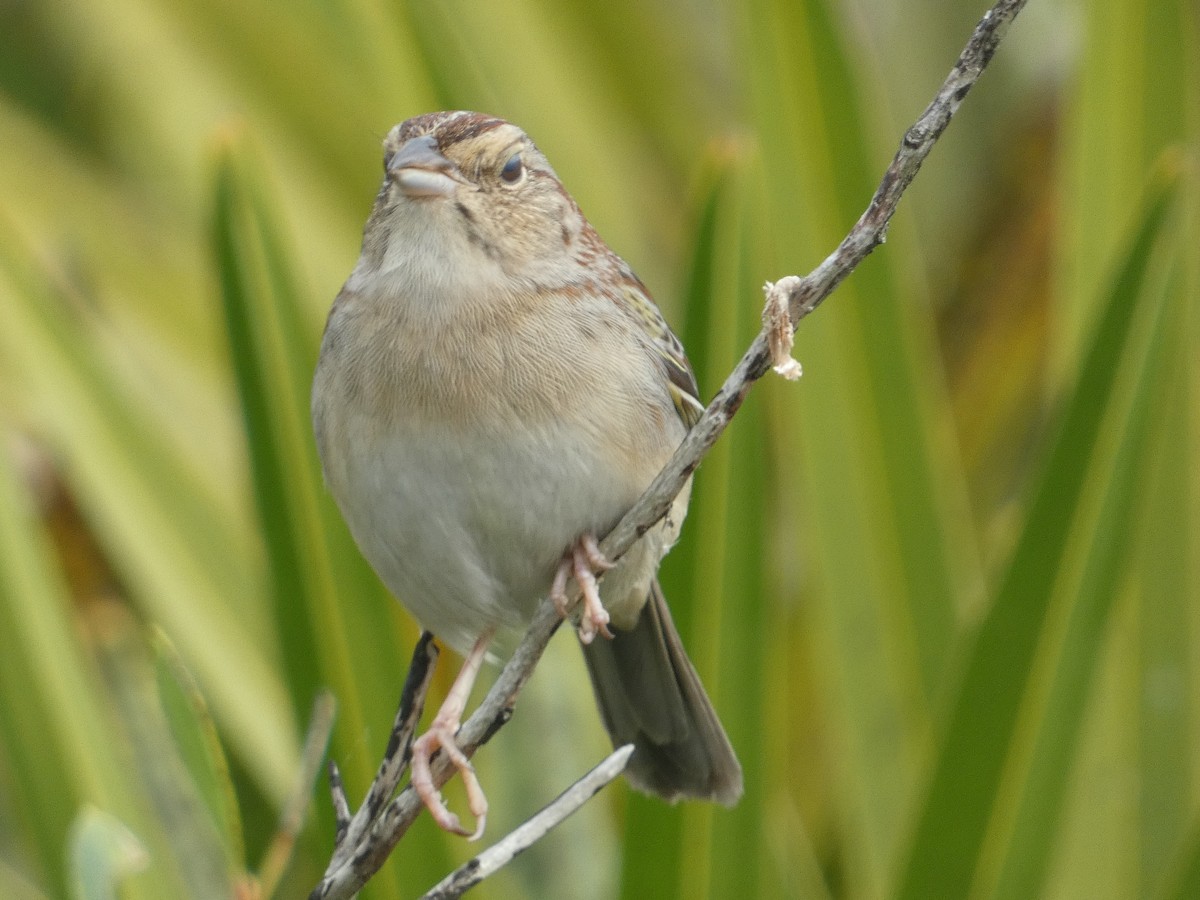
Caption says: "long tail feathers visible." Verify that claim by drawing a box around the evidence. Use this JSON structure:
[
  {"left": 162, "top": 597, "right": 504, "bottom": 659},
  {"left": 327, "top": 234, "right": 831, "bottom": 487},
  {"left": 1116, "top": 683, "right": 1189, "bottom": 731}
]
[{"left": 580, "top": 580, "right": 742, "bottom": 806}]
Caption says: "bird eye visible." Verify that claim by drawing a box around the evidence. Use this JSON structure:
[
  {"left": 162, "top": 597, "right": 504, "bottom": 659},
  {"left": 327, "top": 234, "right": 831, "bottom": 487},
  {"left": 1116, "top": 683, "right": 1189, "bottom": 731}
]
[{"left": 499, "top": 153, "right": 525, "bottom": 184}]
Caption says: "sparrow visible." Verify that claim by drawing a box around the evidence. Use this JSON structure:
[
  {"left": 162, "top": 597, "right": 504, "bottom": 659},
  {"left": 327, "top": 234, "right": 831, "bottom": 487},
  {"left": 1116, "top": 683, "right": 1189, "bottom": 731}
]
[{"left": 312, "top": 111, "right": 742, "bottom": 838}]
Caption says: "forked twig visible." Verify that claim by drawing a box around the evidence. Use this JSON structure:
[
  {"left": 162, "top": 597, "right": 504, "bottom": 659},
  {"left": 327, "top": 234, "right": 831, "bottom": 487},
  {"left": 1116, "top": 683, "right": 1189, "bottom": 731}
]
[{"left": 318, "top": 633, "right": 437, "bottom": 885}]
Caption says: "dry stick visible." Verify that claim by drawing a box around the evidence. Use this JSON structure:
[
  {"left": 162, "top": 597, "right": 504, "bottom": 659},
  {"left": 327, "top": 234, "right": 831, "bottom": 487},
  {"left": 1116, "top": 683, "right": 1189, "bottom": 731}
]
[
  {"left": 325, "top": 634, "right": 438, "bottom": 863},
  {"left": 602, "top": 0, "right": 1030, "bottom": 572},
  {"left": 311, "top": 604, "right": 566, "bottom": 899},
  {"left": 310, "top": 1, "right": 1028, "bottom": 896},
  {"left": 255, "top": 691, "right": 337, "bottom": 897}
]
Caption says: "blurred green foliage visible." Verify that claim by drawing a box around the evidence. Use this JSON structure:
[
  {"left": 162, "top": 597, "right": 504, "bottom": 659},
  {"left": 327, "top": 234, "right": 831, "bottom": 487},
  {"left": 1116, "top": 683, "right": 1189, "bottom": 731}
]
[{"left": 1, "top": 0, "right": 1197, "bottom": 898}]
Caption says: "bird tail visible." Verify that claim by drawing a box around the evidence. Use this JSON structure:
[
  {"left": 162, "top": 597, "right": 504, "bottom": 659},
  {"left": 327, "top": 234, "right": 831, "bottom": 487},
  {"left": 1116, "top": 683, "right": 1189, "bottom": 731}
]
[{"left": 580, "top": 580, "right": 743, "bottom": 806}]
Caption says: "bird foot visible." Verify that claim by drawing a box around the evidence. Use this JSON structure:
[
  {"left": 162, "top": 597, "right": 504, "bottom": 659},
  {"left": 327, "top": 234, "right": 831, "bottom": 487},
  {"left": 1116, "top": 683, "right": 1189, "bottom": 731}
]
[
  {"left": 411, "top": 721, "right": 488, "bottom": 840},
  {"left": 551, "top": 533, "right": 614, "bottom": 644},
  {"left": 410, "top": 632, "right": 490, "bottom": 840}
]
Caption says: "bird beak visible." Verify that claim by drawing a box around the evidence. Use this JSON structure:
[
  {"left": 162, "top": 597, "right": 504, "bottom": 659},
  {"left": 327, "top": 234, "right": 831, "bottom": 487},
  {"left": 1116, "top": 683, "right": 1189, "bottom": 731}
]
[{"left": 388, "top": 135, "right": 459, "bottom": 199}]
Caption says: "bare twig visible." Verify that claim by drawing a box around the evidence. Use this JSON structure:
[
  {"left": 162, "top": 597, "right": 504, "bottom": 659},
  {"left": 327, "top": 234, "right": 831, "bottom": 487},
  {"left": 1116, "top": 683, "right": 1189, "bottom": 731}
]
[
  {"left": 255, "top": 691, "right": 336, "bottom": 897},
  {"left": 341, "top": 634, "right": 437, "bottom": 848},
  {"left": 317, "top": 635, "right": 438, "bottom": 882},
  {"left": 311, "top": 603, "right": 565, "bottom": 899},
  {"left": 420, "top": 746, "right": 635, "bottom": 900},
  {"left": 310, "top": 1, "right": 1028, "bottom": 896},
  {"left": 601, "top": 0, "right": 1028, "bottom": 571}
]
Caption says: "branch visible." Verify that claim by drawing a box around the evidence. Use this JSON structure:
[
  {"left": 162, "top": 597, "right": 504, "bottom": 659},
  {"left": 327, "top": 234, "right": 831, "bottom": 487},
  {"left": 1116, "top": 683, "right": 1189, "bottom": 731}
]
[
  {"left": 311, "top": 604, "right": 567, "bottom": 898},
  {"left": 254, "top": 691, "right": 337, "bottom": 897},
  {"left": 320, "top": 633, "right": 438, "bottom": 881},
  {"left": 310, "top": 0, "right": 1027, "bottom": 895},
  {"left": 602, "top": 0, "right": 1028, "bottom": 569}
]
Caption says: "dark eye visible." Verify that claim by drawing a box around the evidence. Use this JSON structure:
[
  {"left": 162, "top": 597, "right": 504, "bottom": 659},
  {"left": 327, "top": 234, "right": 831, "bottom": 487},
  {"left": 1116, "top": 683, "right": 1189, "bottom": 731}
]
[{"left": 499, "top": 153, "right": 525, "bottom": 184}]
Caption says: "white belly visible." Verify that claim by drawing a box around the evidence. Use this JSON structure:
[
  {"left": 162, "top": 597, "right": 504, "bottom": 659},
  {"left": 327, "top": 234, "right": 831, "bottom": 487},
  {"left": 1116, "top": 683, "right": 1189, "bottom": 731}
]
[{"left": 337, "top": 414, "right": 660, "bottom": 653}]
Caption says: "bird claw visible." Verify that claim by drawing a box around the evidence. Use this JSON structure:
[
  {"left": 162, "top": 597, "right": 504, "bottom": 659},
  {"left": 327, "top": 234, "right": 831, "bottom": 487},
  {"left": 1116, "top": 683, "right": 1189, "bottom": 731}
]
[
  {"left": 411, "top": 724, "right": 488, "bottom": 840},
  {"left": 410, "top": 632, "right": 490, "bottom": 840},
  {"left": 551, "top": 534, "right": 614, "bottom": 644}
]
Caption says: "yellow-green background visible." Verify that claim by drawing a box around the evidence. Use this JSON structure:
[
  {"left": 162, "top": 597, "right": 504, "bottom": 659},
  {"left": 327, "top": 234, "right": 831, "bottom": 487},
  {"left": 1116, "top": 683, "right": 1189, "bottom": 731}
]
[{"left": 1, "top": 0, "right": 1197, "bottom": 897}]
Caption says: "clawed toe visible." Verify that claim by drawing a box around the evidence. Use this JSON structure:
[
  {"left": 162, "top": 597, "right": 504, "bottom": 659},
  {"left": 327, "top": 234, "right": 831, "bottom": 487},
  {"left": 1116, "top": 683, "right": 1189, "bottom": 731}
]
[
  {"left": 410, "top": 632, "right": 491, "bottom": 840},
  {"left": 411, "top": 724, "right": 488, "bottom": 840},
  {"left": 551, "top": 534, "right": 614, "bottom": 644}
]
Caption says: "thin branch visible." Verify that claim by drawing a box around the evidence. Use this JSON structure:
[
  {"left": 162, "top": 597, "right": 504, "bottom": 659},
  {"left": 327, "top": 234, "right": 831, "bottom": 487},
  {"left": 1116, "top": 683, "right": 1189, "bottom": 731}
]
[
  {"left": 327, "top": 761, "right": 350, "bottom": 842},
  {"left": 420, "top": 746, "right": 635, "bottom": 900},
  {"left": 310, "top": 602, "right": 565, "bottom": 899},
  {"left": 602, "top": 0, "right": 1028, "bottom": 570},
  {"left": 776, "top": 0, "right": 1028, "bottom": 328},
  {"left": 347, "top": 633, "right": 438, "bottom": 845},
  {"left": 255, "top": 691, "right": 336, "bottom": 898},
  {"left": 320, "top": 635, "right": 438, "bottom": 873},
  {"left": 310, "top": 0, "right": 1027, "bottom": 895}
]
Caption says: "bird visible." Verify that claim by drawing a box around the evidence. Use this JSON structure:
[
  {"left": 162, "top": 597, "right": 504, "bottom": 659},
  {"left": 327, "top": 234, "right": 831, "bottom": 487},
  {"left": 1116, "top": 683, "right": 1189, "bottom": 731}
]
[{"left": 312, "top": 110, "right": 742, "bottom": 838}]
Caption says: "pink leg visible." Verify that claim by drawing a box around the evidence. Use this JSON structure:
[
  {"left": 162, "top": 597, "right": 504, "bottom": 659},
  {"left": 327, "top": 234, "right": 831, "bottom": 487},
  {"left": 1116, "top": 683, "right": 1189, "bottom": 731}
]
[
  {"left": 549, "top": 534, "right": 614, "bottom": 644},
  {"left": 410, "top": 631, "right": 492, "bottom": 840}
]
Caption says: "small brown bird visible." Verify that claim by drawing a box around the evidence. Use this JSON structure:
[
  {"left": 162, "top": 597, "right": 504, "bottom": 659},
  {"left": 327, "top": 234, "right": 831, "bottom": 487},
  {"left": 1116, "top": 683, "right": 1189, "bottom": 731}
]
[{"left": 312, "top": 111, "right": 742, "bottom": 837}]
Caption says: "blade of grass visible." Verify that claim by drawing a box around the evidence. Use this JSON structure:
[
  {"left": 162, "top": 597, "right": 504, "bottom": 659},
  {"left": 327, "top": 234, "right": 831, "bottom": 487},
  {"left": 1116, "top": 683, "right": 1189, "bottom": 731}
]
[
  {"left": 1131, "top": 353, "right": 1198, "bottom": 896},
  {"left": 89, "top": 602, "right": 232, "bottom": 899},
  {"left": 742, "top": 0, "right": 981, "bottom": 892},
  {"left": 0, "top": 450, "right": 118, "bottom": 898},
  {"left": 615, "top": 146, "right": 733, "bottom": 900},
  {"left": 0, "top": 858, "right": 51, "bottom": 900},
  {"left": 152, "top": 628, "right": 246, "bottom": 881},
  {"left": 1056, "top": 1, "right": 1199, "bottom": 890},
  {"left": 0, "top": 441, "right": 186, "bottom": 899},
  {"left": 982, "top": 172, "right": 1183, "bottom": 900},
  {"left": 895, "top": 167, "right": 1180, "bottom": 900},
  {"left": 1057, "top": 0, "right": 1193, "bottom": 370},
  {"left": 67, "top": 808, "right": 148, "bottom": 900},
  {"left": 0, "top": 222, "right": 298, "bottom": 805},
  {"left": 1158, "top": 820, "right": 1200, "bottom": 900},
  {"left": 677, "top": 147, "right": 770, "bottom": 900},
  {"left": 694, "top": 157, "right": 785, "bottom": 900}
]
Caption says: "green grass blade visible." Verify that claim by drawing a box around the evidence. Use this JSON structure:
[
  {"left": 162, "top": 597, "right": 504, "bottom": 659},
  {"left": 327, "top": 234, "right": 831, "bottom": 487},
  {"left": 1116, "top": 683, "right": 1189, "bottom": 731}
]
[
  {"left": 152, "top": 628, "right": 245, "bottom": 880},
  {"left": 0, "top": 451, "right": 117, "bottom": 898},
  {"left": 1133, "top": 286, "right": 1199, "bottom": 897},
  {"left": 0, "top": 221, "right": 298, "bottom": 805},
  {"left": 742, "top": 0, "right": 982, "bottom": 892},
  {"left": 613, "top": 145, "right": 776, "bottom": 900},
  {"left": 985, "top": 175, "right": 1184, "bottom": 900},
  {"left": 0, "top": 858, "right": 51, "bottom": 900},
  {"left": 1158, "top": 820, "right": 1200, "bottom": 900},
  {"left": 89, "top": 605, "right": 233, "bottom": 898},
  {"left": 212, "top": 138, "right": 333, "bottom": 724},
  {"left": 896, "top": 169, "right": 1180, "bottom": 900},
  {"left": 614, "top": 146, "right": 734, "bottom": 900},
  {"left": 696, "top": 164, "right": 799, "bottom": 900},
  {"left": 0, "top": 438, "right": 189, "bottom": 899},
  {"left": 1057, "top": 0, "right": 1193, "bottom": 364},
  {"left": 67, "top": 809, "right": 148, "bottom": 900}
]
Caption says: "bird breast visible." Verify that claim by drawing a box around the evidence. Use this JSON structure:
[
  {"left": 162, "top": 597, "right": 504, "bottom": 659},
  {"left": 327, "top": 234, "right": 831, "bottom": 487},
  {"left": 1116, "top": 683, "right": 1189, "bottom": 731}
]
[{"left": 313, "top": 275, "right": 685, "bottom": 653}]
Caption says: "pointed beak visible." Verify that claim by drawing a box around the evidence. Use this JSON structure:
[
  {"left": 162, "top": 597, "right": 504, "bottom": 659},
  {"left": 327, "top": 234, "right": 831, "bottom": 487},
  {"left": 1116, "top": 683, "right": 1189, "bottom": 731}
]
[{"left": 387, "top": 134, "right": 459, "bottom": 199}]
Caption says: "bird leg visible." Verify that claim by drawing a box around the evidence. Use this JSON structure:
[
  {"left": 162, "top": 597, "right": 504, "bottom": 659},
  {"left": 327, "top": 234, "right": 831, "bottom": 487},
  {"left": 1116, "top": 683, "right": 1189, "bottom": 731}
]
[
  {"left": 410, "top": 630, "right": 492, "bottom": 840},
  {"left": 550, "top": 533, "right": 614, "bottom": 644}
]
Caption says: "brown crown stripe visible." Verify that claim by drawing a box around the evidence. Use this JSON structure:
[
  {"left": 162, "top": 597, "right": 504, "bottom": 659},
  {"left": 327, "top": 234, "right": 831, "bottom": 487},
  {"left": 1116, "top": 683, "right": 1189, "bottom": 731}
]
[{"left": 396, "top": 111, "right": 507, "bottom": 150}]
